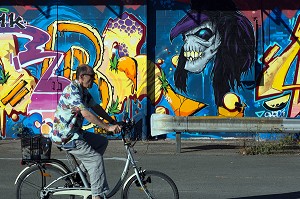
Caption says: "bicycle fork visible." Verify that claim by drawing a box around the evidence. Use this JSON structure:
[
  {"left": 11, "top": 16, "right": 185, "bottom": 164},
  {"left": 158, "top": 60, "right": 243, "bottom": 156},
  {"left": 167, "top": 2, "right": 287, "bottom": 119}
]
[
  {"left": 135, "top": 169, "right": 155, "bottom": 199},
  {"left": 126, "top": 146, "right": 154, "bottom": 199}
]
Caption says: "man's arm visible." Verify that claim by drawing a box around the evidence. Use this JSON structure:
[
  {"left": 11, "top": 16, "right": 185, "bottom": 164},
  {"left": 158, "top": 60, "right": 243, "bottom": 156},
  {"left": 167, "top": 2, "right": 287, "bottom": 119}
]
[
  {"left": 81, "top": 109, "right": 120, "bottom": 133},
  {"left": 91, "top": 104, "right": 116, "bottom": 124}
]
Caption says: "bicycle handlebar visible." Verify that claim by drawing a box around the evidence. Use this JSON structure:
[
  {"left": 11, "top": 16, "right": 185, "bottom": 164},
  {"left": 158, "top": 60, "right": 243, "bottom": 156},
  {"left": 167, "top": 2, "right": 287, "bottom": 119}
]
[{"left": 119, "top": 119, "right": 134, "bottom": 140}]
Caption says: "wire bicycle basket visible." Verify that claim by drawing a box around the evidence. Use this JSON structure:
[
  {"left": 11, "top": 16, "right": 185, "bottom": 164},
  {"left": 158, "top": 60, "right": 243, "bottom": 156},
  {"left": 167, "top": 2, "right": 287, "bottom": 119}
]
[{"left": 20, "top": 133, "right": 52, "bottom": 162}]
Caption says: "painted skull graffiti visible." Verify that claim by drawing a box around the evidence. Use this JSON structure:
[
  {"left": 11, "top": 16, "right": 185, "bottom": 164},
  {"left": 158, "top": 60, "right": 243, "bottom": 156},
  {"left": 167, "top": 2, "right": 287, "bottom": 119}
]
[
  {"left": 182, "top": 21, "right": 221, "bottom": 73},
  {"left": 170, "top": 9, "right": 255, "bottom": 107}
]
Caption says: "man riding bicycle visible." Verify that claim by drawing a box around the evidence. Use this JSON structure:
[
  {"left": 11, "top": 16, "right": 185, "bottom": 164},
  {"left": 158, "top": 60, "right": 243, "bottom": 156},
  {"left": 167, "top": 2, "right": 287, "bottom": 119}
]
[{"left": 49, "top": 64, "right": 121, "bottom": 199}]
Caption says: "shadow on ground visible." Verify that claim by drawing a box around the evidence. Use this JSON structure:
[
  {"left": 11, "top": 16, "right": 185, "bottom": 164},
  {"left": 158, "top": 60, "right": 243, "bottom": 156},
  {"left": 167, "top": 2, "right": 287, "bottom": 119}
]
[
  {"left": 231, "top": 191, "right": 300, "bottom": 199},
  {"left": 181, "top": 144, "right": 240, "bottom": 153}
]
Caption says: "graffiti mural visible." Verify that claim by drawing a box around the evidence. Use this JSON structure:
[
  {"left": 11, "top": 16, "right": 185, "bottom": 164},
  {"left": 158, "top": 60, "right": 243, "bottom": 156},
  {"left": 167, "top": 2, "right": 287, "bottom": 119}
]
[
  {"left": 257, "top": 15, "right": 300, "bottom": 118},
  {"left": 1, "top": 1, "right": 300, "bottom": 140},
  {"left": 0, "top": 5, "right": 149, "bottom": 139},
  {"left": 155, "top": 0, "right": 300, "bottom": 138}
]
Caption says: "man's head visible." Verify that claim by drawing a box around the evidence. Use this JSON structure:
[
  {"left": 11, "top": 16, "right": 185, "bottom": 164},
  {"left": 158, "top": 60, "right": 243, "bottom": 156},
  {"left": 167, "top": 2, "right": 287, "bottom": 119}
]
[{"left": 76, "top": 64, "right": 95, "bottom": 89}]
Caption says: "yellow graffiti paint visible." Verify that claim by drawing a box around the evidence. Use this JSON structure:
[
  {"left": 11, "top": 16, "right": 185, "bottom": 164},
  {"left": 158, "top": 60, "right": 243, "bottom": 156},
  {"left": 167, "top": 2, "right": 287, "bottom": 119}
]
[
  {"left": 258, "top": 16, "right": 300, "bottom": 97},
  {"left": 223, "top": 92, "right": 240, "bottom": 111},
  {"left": 257, "top": 16, "right": 300, "bottom": 117},
  {"left": 98, "top": 78, "right": 110, "bottom": 110},
  {"left": 64, "top": 46, "right": 89, "bottom": 80},
  {"left": 41, "top": 123, "right": 51, "bottom": 135},
  {"left": 117, "top": 56, "right": 137, "bottom": 93},
  {"left": 218, "top": 106, "right": 245, "bottom": 117},
  {"left": 0, "top": 34, "right": 36, "bottom": 136},
  {"left": 218, "top": 93, "right": 245, "bottom": 117},
  {"left": 43, "top": 20, "right": 103, "bottom": 75},
  {"left": 263, "top": 93, "right": 290, "bottom": 111},
  {"left": 155, "top": 106, "right": 168, "bottom": 114},
  {"left": 164, "top": 85, "right": 206, "bottom": 116},
  {"left": 136, "top": 58, "right": 163, "bottom": 105},
  {"left": 1, "top": 80, "right": 27, "bottom": 105},
  {"left": 9, "top": 87, "right": 29, "bottom": 107}
]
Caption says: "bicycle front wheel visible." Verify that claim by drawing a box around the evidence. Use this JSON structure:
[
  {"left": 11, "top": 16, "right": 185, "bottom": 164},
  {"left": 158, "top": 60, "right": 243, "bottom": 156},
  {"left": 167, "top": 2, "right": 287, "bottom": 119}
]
[
  {"left": 122, "top": 170, "right": 179, "bottom": 199},
  {"left": 16, "top": 163, "right": 77, "bottom": 199}
]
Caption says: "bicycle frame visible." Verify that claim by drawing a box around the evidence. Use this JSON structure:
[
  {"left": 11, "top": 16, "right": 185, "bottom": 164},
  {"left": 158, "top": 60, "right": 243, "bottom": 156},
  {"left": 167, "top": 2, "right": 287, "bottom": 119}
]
[
  {"left": 16, "top": 111, "right": 158, "bottom": 199},
  {"left": 120, "top": 142, "right": 154, "bottom": 198},
  {"left": 15, "top": 136, "right": 153, "bottom": 199},
  {"left": 52, "top": 141, "right": 152, "bottom": 198}
]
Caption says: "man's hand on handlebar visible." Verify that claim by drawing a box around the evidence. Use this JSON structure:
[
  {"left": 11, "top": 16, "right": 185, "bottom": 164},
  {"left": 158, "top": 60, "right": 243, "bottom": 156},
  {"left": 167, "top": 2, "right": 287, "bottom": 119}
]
[{"left": 107, "top": 124, "right": 122, "bottom": 134}]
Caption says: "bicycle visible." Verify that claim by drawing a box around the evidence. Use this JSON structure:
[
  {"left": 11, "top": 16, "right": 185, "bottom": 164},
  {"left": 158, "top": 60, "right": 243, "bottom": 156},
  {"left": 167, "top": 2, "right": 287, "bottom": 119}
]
[{"left": 14, "top": 116, "right": 179, "bottom": 199}]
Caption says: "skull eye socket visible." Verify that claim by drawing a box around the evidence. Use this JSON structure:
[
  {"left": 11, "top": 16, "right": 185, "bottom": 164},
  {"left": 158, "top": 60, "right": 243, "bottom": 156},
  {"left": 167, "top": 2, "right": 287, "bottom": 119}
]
[{"left": 195, "top": 28, "right": 213, "bottom": 41}]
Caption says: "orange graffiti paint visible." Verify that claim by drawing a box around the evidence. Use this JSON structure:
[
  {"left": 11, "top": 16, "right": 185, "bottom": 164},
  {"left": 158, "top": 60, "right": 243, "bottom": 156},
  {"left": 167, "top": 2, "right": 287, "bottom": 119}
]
[
  {"left": 1, "top": 80, "right": 27, "bottom": 105},
  {"left": 9, "top": 88, "right": 29, "bottom": 107}
]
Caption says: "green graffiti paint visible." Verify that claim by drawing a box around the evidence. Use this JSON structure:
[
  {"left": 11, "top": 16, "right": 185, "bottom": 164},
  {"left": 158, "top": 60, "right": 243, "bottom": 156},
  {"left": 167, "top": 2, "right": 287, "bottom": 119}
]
[{"left": 0, "top": 8, "right": 9, "bottom": 12}]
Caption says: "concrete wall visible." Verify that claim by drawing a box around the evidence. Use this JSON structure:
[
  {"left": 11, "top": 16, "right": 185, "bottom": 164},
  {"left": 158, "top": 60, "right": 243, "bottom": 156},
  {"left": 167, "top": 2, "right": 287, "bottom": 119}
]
[{"left": 0, "top": 0, "right": 299, "bottom": 139}]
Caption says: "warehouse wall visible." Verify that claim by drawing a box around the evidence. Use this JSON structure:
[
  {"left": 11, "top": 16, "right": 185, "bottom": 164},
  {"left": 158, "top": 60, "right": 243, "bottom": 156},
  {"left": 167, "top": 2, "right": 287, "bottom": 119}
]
[{"left": 0, "top": 0, "right": 299, "bottom": 139}]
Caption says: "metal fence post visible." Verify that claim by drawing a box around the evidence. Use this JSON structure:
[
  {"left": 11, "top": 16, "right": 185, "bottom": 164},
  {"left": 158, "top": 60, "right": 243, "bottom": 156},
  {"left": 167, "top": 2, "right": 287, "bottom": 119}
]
[{"left": 176, "top": 132, "right": 181, "bottom": 153}]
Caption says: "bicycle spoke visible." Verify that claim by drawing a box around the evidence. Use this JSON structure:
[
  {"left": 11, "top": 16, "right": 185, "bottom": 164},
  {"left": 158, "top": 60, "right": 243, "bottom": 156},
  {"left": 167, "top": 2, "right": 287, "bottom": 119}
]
[
  {"left": 16, "top": 164, "right": 79, "bottom": 199},
  {"left": 123, "top": 170, "right": 179, "bottom": 199},
  {"left": 21, "top": 178, "right": 42, "bottom": 190}
]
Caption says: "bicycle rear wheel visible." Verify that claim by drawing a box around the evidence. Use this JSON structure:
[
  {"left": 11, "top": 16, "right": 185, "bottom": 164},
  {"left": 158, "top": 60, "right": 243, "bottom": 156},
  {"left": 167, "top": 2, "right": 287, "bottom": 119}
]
[
  {"left": 122, "top": 170, "right": 179, "bottom": 199},
  {"left": 16, "top": 163, "right": 78, "bottom": 199}
]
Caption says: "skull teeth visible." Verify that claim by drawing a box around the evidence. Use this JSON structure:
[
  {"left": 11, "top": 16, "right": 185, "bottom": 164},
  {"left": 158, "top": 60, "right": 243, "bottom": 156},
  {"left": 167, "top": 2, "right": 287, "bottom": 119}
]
[{"left": 184, "top": 51, "right": 203, "bottom": 61}]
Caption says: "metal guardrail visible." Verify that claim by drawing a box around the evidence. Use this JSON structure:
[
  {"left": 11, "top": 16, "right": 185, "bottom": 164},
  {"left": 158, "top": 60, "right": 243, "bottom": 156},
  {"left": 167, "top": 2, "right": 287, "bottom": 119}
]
[
  {"left": 150, "top": 114, "right": 300, "bottom": 152},
  {"left": 150, "top": 114, "right": 300, "bottom": 136}
]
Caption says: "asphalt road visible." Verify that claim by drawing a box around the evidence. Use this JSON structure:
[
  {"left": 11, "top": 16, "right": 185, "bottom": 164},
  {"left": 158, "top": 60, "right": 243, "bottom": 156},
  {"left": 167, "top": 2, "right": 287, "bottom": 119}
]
[{"left": 1, "top": 139, "right": 300, "bottom": 199}]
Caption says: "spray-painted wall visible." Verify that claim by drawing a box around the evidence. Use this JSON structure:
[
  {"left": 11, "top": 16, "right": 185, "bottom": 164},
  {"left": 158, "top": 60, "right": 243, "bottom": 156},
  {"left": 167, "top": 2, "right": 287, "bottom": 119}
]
[
  {"left": 154, "top": 0, "right": 300, "bottom": 139},
  {"left": 0, "top": 1, "right": 300, "bottom": 139},
  {"left": 0, "top": 4, "right": 148, "bottom": 139}
]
